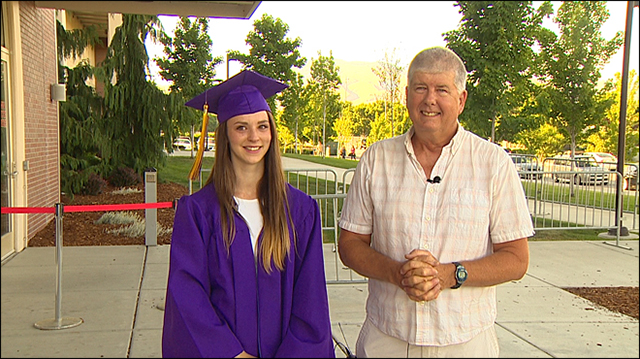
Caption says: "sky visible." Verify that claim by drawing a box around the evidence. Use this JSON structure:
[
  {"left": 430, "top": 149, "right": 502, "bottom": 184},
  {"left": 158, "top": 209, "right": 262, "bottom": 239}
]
[{"left": 147, "top": 1, "right": 639, "bottom": 88}]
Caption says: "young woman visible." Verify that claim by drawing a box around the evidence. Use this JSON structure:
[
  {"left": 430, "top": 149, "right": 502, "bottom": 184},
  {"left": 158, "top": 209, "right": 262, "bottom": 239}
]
[{"left": 162, "top": 70, "right": 334, "bottom": 358}]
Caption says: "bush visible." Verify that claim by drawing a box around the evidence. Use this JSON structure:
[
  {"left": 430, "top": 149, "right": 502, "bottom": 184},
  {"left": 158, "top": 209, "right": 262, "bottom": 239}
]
[
  {"left": 82, "top": 172, "right": 108, "bottom": 196},
  {"left": 108, "top": 166, "right": 141, "bottom": 188},
  {"left": 94, "top": 211, "right": 141, "bottom": 225}
]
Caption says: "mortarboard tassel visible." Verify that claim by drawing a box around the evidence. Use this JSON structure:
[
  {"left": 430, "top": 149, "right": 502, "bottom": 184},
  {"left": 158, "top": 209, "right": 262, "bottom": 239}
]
[{"left": 188, "top": 104, "right": 209, "bottom": 181}]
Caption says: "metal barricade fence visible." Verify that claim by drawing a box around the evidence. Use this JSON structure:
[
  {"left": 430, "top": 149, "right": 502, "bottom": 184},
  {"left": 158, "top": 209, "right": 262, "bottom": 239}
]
[
  {"left": 341, "top": 168, "right": 356, "bottom": 193},
  {"left": 283, "top": 169, "right": 366, "bottom": 284},
  {"left": 190, "top": 163, "right": 638, "bottom": 283},
  {"left": 539, "top": 158, "right": 638, "bottom": 232},
  {"left": 310, "top": 193, "right": 366, "bottom": 284},
  {"left": 284, "top": 168, "right": 339, "bottom": 196}
]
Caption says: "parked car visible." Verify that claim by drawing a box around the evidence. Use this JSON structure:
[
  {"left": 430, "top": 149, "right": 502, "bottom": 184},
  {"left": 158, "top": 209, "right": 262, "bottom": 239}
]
[
  {"left": 550, "top": 155, "right": 609, "bottom": 185},
  {"left": 206, "top": 137, "right": 215, "bottom": 151},
  {"left": 624, "top": 164, "right": 638, "bottom": 191},
  {"left": 172, "top": 138, "right": 192, "bottom": 151},
  {"left": 510, "top": 155, "right": 543, "bottom": 180},
  {"left": 583, "top": 152, "right": 618, "bottom": 172}
]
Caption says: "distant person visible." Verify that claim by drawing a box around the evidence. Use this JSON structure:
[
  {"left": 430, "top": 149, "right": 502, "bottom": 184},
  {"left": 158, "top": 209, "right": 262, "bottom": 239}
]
[
  {"left": 163, "top": 70, "right": 334, "bottom": 358},
  {"left": 340, "top": 145, "right": 346, "bottom": 159},
  {"left": 349, "top": 145, "right": 356, "bottom": 160},
  {"left": 338, "top": 46, "right": 533, "bottom": 357}
]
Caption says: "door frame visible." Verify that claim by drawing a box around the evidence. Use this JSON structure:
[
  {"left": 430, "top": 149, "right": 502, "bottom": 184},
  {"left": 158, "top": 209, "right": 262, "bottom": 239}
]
[{"left": 2, "top": 1, "right": 28, "bottom": 261}]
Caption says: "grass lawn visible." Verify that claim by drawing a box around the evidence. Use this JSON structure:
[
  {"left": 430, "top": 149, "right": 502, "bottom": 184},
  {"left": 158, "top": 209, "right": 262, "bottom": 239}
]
[
  {"left": 283, "top": 152, "right": 359, "bottom": 169},
  {"left": 157, "top": 156, "right": 215, "bottom": 188}
]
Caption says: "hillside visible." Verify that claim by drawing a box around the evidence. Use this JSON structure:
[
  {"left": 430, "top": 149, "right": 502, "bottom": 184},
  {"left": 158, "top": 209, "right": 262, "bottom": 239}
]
[
  {"left": 296, "top": 59, "right": 408, "bottom": 106},
  {"left": 155, "top": 59, "right": 409, "bottom": 106}
]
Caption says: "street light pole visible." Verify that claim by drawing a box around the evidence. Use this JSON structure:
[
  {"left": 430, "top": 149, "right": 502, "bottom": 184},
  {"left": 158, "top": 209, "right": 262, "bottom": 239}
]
[
  {"left": 609, "top": 1, "right": 638, "bottom": 242},
  {"left": 610, "top": 0, "right": 638, "bottom": 238},
  {"left": 226, "top": 52, "right": 240, "bottom": 80},
  {"left": 322, "top": 94, "right": 326, "bottom": 159}
]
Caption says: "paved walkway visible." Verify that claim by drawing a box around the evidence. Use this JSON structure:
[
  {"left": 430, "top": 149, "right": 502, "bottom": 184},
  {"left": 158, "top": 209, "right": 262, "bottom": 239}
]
[{"left": 1, "top": 240, "right": 638, "bottom": 358}]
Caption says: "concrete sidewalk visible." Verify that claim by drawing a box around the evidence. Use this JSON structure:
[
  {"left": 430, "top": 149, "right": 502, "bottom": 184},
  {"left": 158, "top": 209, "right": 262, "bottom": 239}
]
[{"left": 1, "top": 240, "right": 638, "bottom": 358}]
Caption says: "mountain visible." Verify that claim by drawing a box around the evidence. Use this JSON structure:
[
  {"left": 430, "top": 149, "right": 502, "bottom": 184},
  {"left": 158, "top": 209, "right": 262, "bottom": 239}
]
[
  {"left": 156, "top": 58, "right": 408, "bottom": 106},
  {"left": 295, "top": 59, "right": 408, "bottom": 106}
]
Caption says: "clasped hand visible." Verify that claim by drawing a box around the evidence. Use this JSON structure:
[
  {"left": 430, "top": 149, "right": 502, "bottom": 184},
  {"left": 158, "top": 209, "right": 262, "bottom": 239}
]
[{"left": 399, "top": 249, "right": 441, "bottom": 302}]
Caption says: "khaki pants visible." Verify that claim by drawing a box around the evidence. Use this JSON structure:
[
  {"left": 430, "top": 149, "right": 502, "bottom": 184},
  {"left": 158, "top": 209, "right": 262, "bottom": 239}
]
[{"left": 355, "top": 316, "right": 499, "bottom": 358}]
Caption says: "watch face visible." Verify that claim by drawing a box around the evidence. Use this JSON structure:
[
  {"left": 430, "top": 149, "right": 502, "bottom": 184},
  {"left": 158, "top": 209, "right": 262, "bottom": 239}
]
[{"left": 456, "top": 266, "right": 467, "bottom": 282}]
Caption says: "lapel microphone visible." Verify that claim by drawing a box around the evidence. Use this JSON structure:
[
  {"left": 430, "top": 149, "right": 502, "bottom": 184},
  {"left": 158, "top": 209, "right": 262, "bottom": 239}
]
[{"left": 427, "top": 176, "right": 441, "bottom": 184}]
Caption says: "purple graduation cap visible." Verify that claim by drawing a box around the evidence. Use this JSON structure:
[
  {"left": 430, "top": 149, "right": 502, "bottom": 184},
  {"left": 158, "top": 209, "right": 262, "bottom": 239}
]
[{"left": 185, "top": 70, "right": 288, "bottom": 123}]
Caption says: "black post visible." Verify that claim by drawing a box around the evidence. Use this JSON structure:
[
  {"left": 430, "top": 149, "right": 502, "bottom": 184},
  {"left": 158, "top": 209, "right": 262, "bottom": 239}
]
[{"left": 610, "top": 1, "right": 637, "bottom": 237}]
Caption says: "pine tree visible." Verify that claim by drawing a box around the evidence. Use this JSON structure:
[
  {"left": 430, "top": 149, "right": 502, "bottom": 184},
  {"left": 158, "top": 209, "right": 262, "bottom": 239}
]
[
  {"left": 99, "top": 14, "right": 184, "bottom": 174},
  {"left": 56, "top": 20, "right": 104, "bottom": 198}
]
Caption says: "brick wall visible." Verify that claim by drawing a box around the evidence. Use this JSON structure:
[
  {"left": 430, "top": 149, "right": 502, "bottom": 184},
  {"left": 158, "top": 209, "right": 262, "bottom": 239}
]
[{"left": 20, "top": 2, "right": 59, "bottom": 241}]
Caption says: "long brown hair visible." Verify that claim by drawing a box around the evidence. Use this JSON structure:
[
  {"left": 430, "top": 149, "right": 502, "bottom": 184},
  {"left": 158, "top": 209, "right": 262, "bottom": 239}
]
[{"left": 205, "top": 112, "right": 296, "bottom": 273}]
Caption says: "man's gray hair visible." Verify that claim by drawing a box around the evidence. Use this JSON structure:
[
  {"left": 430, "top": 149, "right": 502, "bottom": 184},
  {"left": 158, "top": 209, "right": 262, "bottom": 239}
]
[{"left": 408, "top": 47, "right": 467, "bottom": 92}]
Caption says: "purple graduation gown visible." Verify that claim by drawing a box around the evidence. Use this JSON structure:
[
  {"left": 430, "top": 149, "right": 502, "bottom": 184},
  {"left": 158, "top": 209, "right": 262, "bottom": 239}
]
[{"left": 162, "top": 183, "right": 334, "bottom": 358}]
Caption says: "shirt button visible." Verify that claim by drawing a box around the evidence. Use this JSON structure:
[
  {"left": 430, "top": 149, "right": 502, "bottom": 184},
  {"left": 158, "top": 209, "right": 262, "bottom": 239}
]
[
  {"left": 426, "top": 216, "right": 431, "bottom": 221},
  {"left": 429, "top": 188, "right": 434, "bottom": 193}
]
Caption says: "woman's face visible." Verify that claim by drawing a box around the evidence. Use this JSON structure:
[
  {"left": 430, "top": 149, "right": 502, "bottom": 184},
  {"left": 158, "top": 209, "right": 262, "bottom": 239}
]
[{"left": 226, "top": 110, "right": 272, "bottom": 168}]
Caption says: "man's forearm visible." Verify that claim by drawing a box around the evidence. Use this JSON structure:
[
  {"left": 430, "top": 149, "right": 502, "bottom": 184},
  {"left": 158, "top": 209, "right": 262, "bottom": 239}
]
[
  {"left": 338, "top": 236, "right": 403, "bottom": 287},
  {"left": 439, "top": 238, "right": 529, "bottom": 288}
]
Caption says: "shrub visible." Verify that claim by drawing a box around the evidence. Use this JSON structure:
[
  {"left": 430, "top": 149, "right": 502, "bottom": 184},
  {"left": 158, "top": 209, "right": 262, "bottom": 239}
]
[
  {"left": 82, "top": 172, "right": 108, "bottom": 196},
  {"left": 108, "top": 166, "right": 141, "bottom": 188},
  {"left": 94, "top": 211, "right": 141, "bottom": 225},
  {"left": 104, "top": 220, "right": 173, "bottom": 238},
  {"left": 110, "top": 187, "right": 143, "bottom": 195}
]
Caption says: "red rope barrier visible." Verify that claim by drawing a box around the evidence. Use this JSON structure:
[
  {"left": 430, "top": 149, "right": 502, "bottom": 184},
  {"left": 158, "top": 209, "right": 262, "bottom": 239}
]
[
  {"left": 65, "top": 202, "right": 173, "bottom": 212},
  {"left": 0, "top": 207, "right": 56, "bottom": 214},
  {"left": 1, "top": 201, "right": 174, "bottom": 214}
]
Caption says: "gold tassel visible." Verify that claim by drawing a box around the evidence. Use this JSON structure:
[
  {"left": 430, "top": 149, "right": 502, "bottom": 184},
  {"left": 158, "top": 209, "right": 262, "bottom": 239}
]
[{"left": 188, "top": 104, "right": 209, "bottom": 181}]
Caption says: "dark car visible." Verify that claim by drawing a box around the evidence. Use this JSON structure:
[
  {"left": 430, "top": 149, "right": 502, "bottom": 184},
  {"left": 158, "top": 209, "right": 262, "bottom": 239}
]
[{"left": 511, "top": 155, "right": 543, "bottom": 180}]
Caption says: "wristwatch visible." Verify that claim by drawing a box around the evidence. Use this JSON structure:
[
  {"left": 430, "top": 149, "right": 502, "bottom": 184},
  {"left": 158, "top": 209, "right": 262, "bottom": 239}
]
[{"left": 451, "top": 262, "right": 467, "bottom": 289}]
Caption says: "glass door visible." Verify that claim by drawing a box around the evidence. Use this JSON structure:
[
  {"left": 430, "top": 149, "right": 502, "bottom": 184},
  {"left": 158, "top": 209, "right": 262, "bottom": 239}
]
[{"left": 1, "top": 56, "right": 15, "bottom": 259}]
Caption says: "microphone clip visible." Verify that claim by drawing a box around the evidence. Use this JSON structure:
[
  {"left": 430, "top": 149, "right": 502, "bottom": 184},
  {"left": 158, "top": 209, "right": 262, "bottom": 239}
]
[{"left": 427, "top": 176, "right": 441, "bottom": 184}]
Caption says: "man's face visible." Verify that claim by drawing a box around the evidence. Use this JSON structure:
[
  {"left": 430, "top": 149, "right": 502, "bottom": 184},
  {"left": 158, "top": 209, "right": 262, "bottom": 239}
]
[{"left": 405, "top": 71, "right": 467, "bottom": 134}]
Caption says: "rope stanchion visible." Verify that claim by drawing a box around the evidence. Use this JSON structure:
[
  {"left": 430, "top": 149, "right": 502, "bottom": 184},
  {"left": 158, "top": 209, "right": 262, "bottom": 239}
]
[
  {"left": 0, "top": 201, "right": 176, "bottom": 330},
  {"left": 34, "top": 203, "right": 83, "bottom": 330}
]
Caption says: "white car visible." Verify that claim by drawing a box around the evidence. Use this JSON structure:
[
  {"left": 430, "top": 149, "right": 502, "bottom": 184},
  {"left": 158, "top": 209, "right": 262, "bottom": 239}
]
[
  {"left": 550, "top": 155, "right": 609, "bottom": 185},
  {"left": 583, "top": 152, "right": 618, "bottom": 172},
  {"left": 172, "top": 138, "right": 192, "bottom": 151}
]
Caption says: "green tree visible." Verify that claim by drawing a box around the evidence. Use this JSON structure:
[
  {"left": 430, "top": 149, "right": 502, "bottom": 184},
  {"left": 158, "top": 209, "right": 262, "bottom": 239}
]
[
  {"left": 352, "top": 101, "right": 385, "bottom": 138},
  {"left": 372, "top": 48, "right": 404, "bottom": 137},
  {"left": 444, "top": 1, "right": 553, "bottom": 142},
  {"left": 334, "top": 102, "right": 357, "bottom": 141},
  {"left": 99, "top": 14, "right": 183, "bottom": 174},
  {"left": 280, "top": 72, "right": 309, "bottom": 153},
  {"left": 228, "top": 13, "right": 306, "bottom": 112},
  {"left": 308, "top": 51, "right": 341, "bottom": 156},
  {"left": 537, "top": 1, "right": 624, "bottom": 161},
  {"left": 515, "top": 123, "right": 566, "bottom": 160},
  {"left": 156, "top": 16, "right": 223, "bottom": 157},
  {"left": 586, "top": 70, "right": 639, "bottom": 161},
  {"left": 56, "top": 20, "right": 104, "bottom": 198}
]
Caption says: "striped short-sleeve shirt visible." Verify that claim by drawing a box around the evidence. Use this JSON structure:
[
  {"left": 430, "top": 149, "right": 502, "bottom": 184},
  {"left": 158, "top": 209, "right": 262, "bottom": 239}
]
[{"left": 339, "top": 125, "right": 534, "bottom": 346}]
